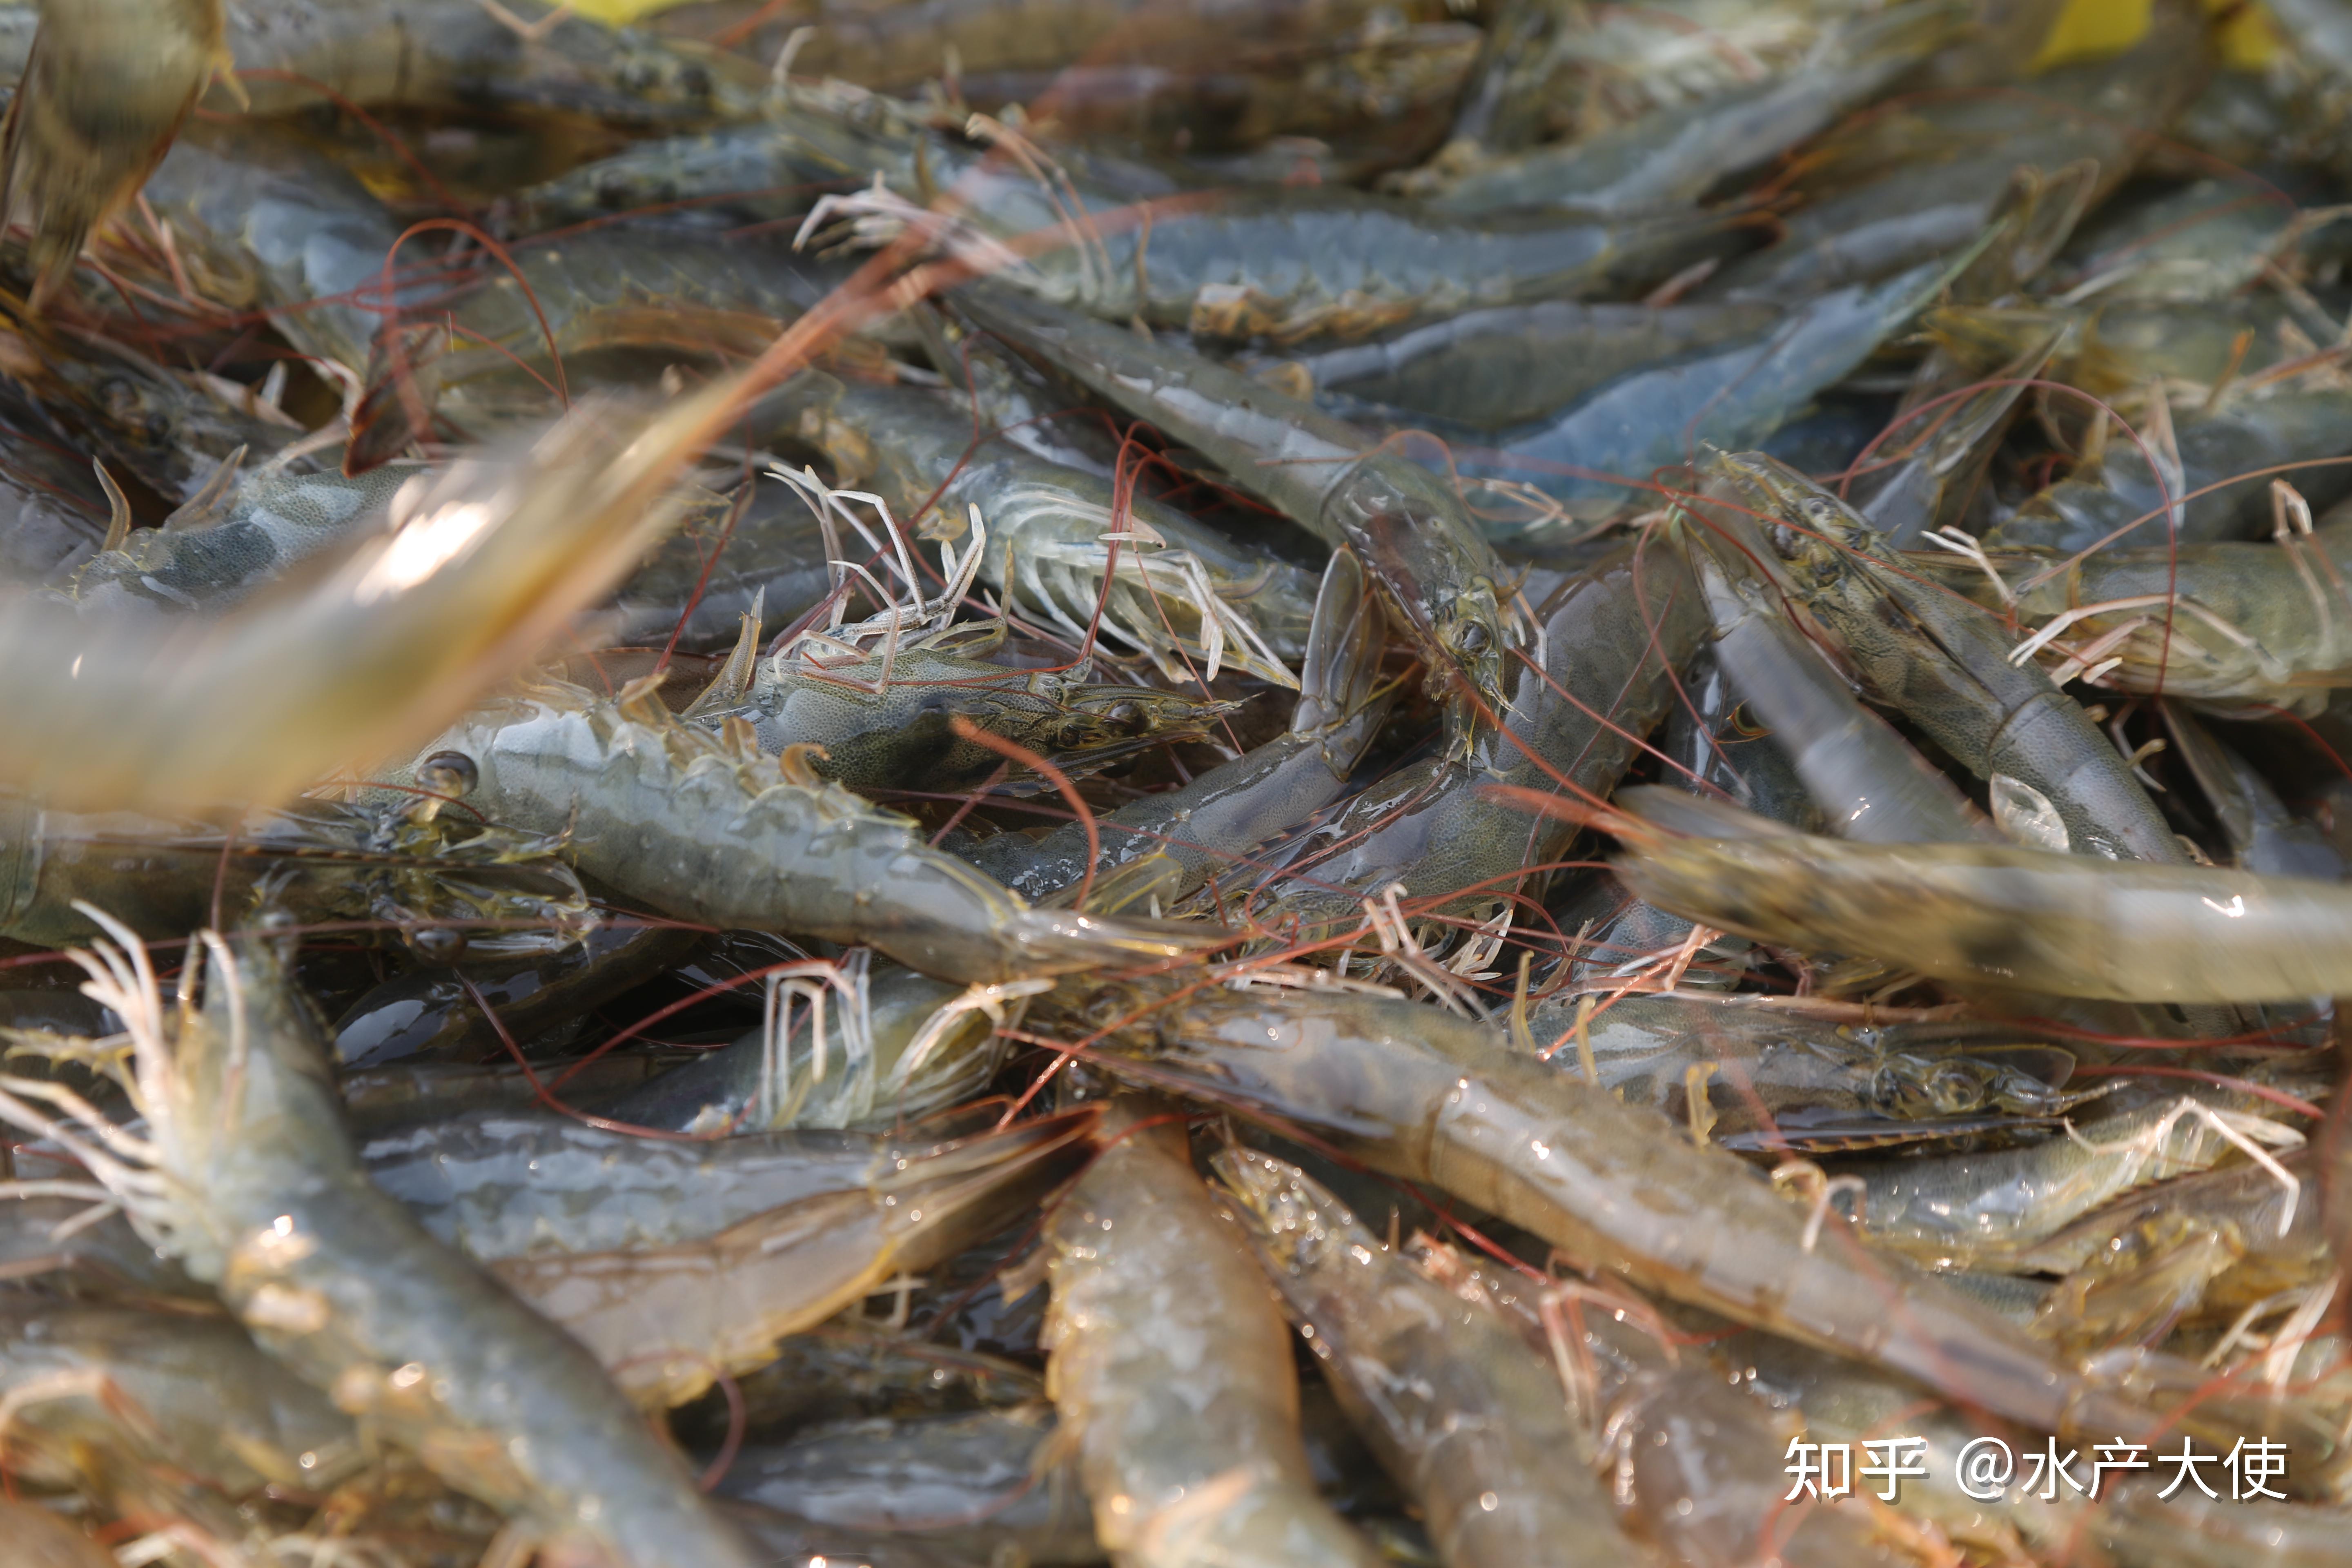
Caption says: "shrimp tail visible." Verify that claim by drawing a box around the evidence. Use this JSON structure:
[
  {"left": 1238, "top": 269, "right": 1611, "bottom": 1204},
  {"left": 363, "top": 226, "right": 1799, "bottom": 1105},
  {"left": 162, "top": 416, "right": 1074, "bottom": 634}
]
[{"left": 1289, "top": 547, "right": 1392, "bottom": 756}]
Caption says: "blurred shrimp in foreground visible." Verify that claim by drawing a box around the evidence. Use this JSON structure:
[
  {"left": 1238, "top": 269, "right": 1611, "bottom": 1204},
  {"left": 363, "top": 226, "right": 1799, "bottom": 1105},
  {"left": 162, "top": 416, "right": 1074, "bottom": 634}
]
[{"left": 0, "top": 386, "right": 733, "bottom": 814}]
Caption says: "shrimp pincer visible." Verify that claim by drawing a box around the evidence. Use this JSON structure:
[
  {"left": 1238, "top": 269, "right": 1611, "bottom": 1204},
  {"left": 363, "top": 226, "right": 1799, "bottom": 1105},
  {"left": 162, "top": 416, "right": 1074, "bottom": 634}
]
[
  {"left": 0, "top": 915, "right": 766, "bottom": 1568},
  {"left": 1045, "top": 979, "right": 2199, "bottom": 1455},
  {"left": 407, "top": 676, "right": 1224, "bottom": 984},
  {"left": 1601, "top": 786, "right": 2352, "bottom": 1005}
]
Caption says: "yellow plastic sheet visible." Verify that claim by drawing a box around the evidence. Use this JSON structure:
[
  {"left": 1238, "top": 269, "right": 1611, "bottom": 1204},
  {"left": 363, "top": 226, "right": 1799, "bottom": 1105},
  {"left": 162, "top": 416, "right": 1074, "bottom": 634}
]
[
  {"left": 2028, "top": 0, "right": 2153, "bottom": 70},
  {"left": 556, "top": 0, "right": 710, "bottom": 28},
  {"left": 2030, "top": 0, "right": 2280, "bottom": 71}
]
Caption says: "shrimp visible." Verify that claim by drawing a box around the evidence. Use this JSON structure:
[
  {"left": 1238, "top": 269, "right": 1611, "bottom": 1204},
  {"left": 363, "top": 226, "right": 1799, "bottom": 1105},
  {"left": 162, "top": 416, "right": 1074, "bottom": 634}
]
[
  {"left": 967, "top": 547, "right": 1393, "bottom": 906},
  {"left": 524, "top": 82, "right": 1738, "bottom": 341},
  {"left": 0, "top": 1299, "right": 365, "bottom": 1501},
  {"left": 363, "top": 1101, "right": 1026, "bottom": 1261},
  {"left": 336, "top": 1054, "right": 674, "bottom": 1139},
  {"left": 959, "top": 281, "right": 1519, "bottom": 727},
  {"left": 1980, "top": 380, "right": 2352, "bottom": 555},
  {"left": 1419, "top": 0, "right": 1964, "bottom": 216},
  {"left": 0, "top": 299, "right": 310, "bottom": 501},
  {"left": 1046, "top": 978, "right": 2205, "bottom": 1454},
  {"left": 603, "top": 475, "right": 844, "bottom": 653},
  {"left": 0, "top": 390, "right": 719, "bottom": 815},
  {"left": 2163, "top": 706, "right": 2344, "bottom": 880},
  {"left": 1717, "top": 449, "right": 2185, "bottom": 864},
  {"left": 1701, "top": 0, "right": 2209, "bottom": 304},
  {"left": 602, "top": 958, "right": 1027, "bottom": 1134},
  {"left": 1224, "top": 542, "right": 1703, "bottom": 947},
  {"left": 1442, "top": 0, "right": 1862, "bottom": 158},
  {"left": 1601, "top": 784, "right": 2352, "bottom": 1004},
  {"left": 345, "top": 230, "right": 870, "bottom": 468},
  {"left": 131, "top": 121, "right": 405, "bottom": 385},
  {"left": 217, "top": 0, "right": 764, "bottom": 125},
  {"left": 1549, "top": 640, "right": 1817, "bottom": 992},
  {"left": 1679, "top": 492, "right": 1991, "bottom": 846},
  {"left": 0, "top": 784, "right": 592, "bottom": 953},
  {"left": 402, "top": 673, "right": 1223, "bottom": 984},
  {"left": 657, "top": 0, "right": 1414, "bottom": 105},
  {"left": 1410, "top": 1238, "right": 1915, "bottom": 1568},
  {"left": 1043, "top": 1094, "right": 1388, "bottom": 1568},
  {"left": 1841, "top": 1080, "right": 2314, "bottom": 1266},
  {"left": 0, "top": 0, "right": 227, "bottom": 307},
  {"left": 488, "top": 1107, "right": 1095, "bottom": 1406},
  {"left": 1926, "top": 518, "right": 2352, "bottom": 713},
  {"left": 330, "top": 922, "right": 702, "bottom": 1068},
  {"left": 1263, "top": 296, "right": 1781, "bottom": 435},
  {"left": 1003, "top": 18, "right": 1479, "bottom": 181},
  {"left": 2007, "top": 1152, "right": 2323, "bottom": 1296},
  {"left": 0, "top": 918, "right": 768, "bottom": 1567},
  {"left": 1732, "top": 1327, "right": 2090, "bottom": 1559},
  {"left": 1422, "top": 256, "right": 1969, "bottom": 536},
  {"left": 779, "top": 369, "right": 1318, "bottom": 686},
  {"left": 713, "top": 1405, "right": 1098, "bottom": 1566},
  {"left": 1213, "top": 1146, "right": 1648, "bottom": 1568},
  {"left": 712, "top": 622, "right": 1234, "bottom": 793},
  {"left": 709, "top": 1320, "right": 1046, "bottom": 1436},
  {"left": 63, "top": 463, "right": 416, "bottom": 615},
  {"left": 1522, "top": 990, "right": 2097, "bottom": 1154}
]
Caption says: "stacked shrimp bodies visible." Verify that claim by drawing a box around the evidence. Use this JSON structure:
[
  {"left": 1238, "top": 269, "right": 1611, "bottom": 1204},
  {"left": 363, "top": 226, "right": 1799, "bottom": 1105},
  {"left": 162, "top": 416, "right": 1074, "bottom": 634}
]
[{"left": 9, "top": 0, "right": 2352, "bottom": 1564}]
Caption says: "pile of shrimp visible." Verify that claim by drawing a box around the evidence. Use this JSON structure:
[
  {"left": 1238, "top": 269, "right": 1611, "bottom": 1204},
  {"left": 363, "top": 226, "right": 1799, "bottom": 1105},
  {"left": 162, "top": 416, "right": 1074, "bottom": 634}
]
[{"left": 10, "top": 0, "right": 2352, "bottom": 1563}]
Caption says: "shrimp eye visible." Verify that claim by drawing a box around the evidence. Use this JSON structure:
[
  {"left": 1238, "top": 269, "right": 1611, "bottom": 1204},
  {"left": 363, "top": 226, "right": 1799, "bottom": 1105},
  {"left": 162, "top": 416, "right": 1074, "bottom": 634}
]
[
  {"left": 417, "top": 750, "right": 480, "bottom": 797},
  {"left": 1107, "top": 700, "right": 1147, "bottom": 734},
  {"left": 410, "top": 926, "right": 467, "bottom": 965},
  {"left": 1455, "top": 621, "right": 1491, "bottom": 655}
]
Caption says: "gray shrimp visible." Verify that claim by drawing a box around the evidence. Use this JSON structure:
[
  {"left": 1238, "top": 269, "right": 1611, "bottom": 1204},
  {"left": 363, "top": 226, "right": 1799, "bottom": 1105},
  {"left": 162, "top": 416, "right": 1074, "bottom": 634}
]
[
  {"left": 1214, "top": 1146, "right": 1647, "bottom": 1568},
  {"left": 777, "top": 368, "right": 1318, "bottom": 686},
  {"left": 486, "top": 1108, "right": 1094, "bottom": 1406},
  {"left": 0, "top": 919, "right": 768, "bottom": 1566},
  {"left": 957, "top": 281, "right": 1519, "bottom": 728},
  {"left": 1602, "top": 785, "right": 2352, "bottom": 1003},
  {"left": 1049, "top": 978, "right": 2225, "bottom": 1458},
  {"left": 403, "top": 673, "right": 1221, "bottom": 984},
  {"left": 1419, "top": 0, "right": 1963, "bottom": 217},
  {"left": 965, "top": 547, "right": 1393, "bottom": 906},
  {"left": 1043, "top": 1094, "right": 1388, "bottom": 1567},
  {"left": 1719, "top": 450, "right": 2186, "bottom": 864},
  {"left": 713, "top": 1405, "right": 1098, "bottom": 1566},
  {"left": 63, "top": 460, "right": 414, "bottom": 615},
  {"left": 1222, "top": 541, "right": 1702, "bottom": 948}
]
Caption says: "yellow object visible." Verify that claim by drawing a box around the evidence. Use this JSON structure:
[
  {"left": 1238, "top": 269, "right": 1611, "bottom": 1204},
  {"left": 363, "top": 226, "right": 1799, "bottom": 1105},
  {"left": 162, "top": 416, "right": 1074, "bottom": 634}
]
[
  {"left": 2028, "top": 0, "right": 2152, "bottom": 70},
  {"left": 2215, "top": 1, "right": 2283, "bottom": 69},
  {"left": 561, "top": 0, "right": 707, "bottom": 27}
]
